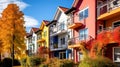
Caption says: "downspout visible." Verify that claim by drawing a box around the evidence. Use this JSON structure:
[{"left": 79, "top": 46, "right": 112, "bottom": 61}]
[{"left": 95, "top": 0, "right": 97, "bottom": 39}]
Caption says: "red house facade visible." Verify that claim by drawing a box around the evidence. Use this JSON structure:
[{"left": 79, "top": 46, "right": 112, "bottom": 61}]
[{"left": 66, "top": 0, "right": 96, "bottom": 63}]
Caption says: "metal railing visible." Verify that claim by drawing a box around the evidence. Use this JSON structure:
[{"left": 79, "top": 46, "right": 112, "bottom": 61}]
[
  {"left": 50, "top": 23, "right": 67, "bottom": 35},
  {"left": 97, "top": 0, "right": 120, "bottom": 17},
  {"left": 68, "top": 35, "right": 93, "bottom": 45},
  {"left": 97, "top": 25, "right": 120, "bottom": 33}
]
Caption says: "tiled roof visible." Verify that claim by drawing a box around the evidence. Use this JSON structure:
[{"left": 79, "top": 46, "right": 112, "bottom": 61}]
[
  {"left": 58, "top": 6, "right": 69, "bottom": 12},
  {"left": 32, "top": 27, "right": 39, "bottom": 32},
  {"left": 43, "top": 20, "right": 50, "bottom": 25},
  {"left": 26, "top": 33, "right": 32, "bottom": 37}
]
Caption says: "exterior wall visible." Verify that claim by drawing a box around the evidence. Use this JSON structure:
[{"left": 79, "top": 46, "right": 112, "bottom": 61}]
[
  {"left": 73, "top": 0, "right": 96, "bottom": 38},
  {"left": 26, "top": 37, "right": 29, "bottom": 50},
  {"left": 40, "top": 22, "right": 49, "bottom": 48},
  {"left": 57, "top": 11, "right": 68, "bottom": 48},
  {"left": 58, "top": 34, "right": 67, "bottom": 48},
  {"left": 32, "top": 33, "right": 38, "bottom": 53},
  {"left": 106, "top": 16, "right": 120, "bottom": 27},
  {"left": 72, "top": 0, "right": 96, "bottom": 63}
]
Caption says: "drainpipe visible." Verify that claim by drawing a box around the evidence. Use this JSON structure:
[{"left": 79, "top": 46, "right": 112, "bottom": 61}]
[{"left": 95, "top": 0, "right": 97, "bottom": 39}]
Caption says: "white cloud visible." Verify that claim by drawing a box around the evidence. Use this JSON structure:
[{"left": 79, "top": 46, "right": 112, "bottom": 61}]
[
  {"left": 0, "top": 0, "right": 39, "bottom": 32},
  {"left": 0, "top": 0, "right": 29, "bottom": 13},
  {"left": 24, "top": 15, "right": 39, "bottom": 27}
]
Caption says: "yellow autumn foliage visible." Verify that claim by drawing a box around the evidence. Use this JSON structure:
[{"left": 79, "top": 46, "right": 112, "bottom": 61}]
[{"left": 0, "top": 4, "right": 26, "bottom": 59}]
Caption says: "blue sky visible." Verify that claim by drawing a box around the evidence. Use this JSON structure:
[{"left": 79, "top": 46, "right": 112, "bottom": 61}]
[
  {"left": 0, "top": 0, "right": 73, "bottom": 32},
  {"left": 23, "top": 0, "right": 73, "bottom": 32}
]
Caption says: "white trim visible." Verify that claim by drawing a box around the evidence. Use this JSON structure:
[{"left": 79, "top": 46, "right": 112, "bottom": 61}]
[
  {"left": 79, "top": 7, "right": 89, "bottom": 13},
  {"left": 59, "top": 51, "right": 66, "bottom": 59},
  {"left": 78, "top": 7, "right": 89, "bottom": 21},
  {"left": 113, "top": 47, "right": 120, "bottom": 62},
  {"left": 112, "top": 20, "right": 120, "bottom": 28}
]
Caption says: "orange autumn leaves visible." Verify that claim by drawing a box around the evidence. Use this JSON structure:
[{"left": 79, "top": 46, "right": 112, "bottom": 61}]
[
  {"left": 0, "top": 4, "right": 26, "bottom": 58},
  {"left": 90, "top": 26, "right": 120, "bottom": 57}
]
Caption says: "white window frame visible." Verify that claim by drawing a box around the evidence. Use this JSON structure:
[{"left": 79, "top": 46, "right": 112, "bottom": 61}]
[
  {"left": 79, "top": 7, "right": 89, "bottom": 21},
  {"left": 113, "top": 47, "right": 120, "bottom": 62},
  {"left": 59, "top": 52, "right": 66, "bottom": 59},
  {"left": 112, "top": 20, "right": 120, "bottom": 28},
  {"left": 79, "top": 28, "right": 88, "bottom": 40}
]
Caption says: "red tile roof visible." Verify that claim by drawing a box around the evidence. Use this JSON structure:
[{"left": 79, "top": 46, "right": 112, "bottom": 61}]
[
  {"left": 43, "top": 20, "right": 50, "bottom": 25},
  {"left": 32, "top": 27, "right": 39, "bottom": 32},
  {"left": 58, "top": 6, "right": 69, "bottom": 12},
  {"left": 26, "top": 33, "right": 32, "bottom": 37}
]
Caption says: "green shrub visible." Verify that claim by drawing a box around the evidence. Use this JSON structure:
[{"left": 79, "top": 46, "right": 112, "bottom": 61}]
[
  {"left": 39, "top": 58, "right": 74, "bottom": 67},
  {"left": 26, "top": 56, "right": 45, "bottom": 67},
  {"left": 79, "top": 56, "right": 117, "bottom": 67},
  {"left": 21, "top": 58, "right": 27, "bottom": 67},
  {"left": 60, "top": 59, "right": 74, "bottom": 67}
]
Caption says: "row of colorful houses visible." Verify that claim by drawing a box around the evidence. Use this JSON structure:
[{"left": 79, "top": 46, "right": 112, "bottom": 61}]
[{"left": 26, "top": 0, "right": 120, "bottom": 64}]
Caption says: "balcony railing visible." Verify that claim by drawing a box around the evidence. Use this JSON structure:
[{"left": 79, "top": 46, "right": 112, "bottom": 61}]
[
  {"left": 50, "top": 23, "right": 67, "bottom": 36},
  {"left": 97, "top": 25, "right": 120, "bottom": 33},
  {"left": 68, "top": 35, "right": 93, "bottom": 46},
  {"left": 97, "top": 0, "right": 120, "bottom": 17}
]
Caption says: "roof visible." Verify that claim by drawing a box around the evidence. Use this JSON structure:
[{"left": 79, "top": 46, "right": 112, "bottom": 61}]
[
  {"left": 65, "top": 7, "right": 76, "bottom": 14},
  {"left": 46, "top": 20, "right": 57, "bottom": 26},
  {"left": 43, "top": 20, "right": 50, "bottom": 25},
  {"left": 26, "top": 33, "right": 32, "bottom": 37},
  {"left": 58, "top": 6, "right": 69, "bottom": 12},
  {"left": 72, "top": 0, "right": 79, "bottom": 7},
  {"left": 32, "top": 27, "right": 39, "bottom": 32}
]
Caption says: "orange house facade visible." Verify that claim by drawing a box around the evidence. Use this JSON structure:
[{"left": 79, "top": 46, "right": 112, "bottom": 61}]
[
  {"left": 97, "top": 0, "right": 120, "bottom": 63},
  {"left": 66, "top": 0, "right": 96, "bottom": 63}
]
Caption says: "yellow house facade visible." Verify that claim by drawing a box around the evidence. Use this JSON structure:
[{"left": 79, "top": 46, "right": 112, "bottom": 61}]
[{"left": 37, "top": 20, "right": 49, "bottom": 48}]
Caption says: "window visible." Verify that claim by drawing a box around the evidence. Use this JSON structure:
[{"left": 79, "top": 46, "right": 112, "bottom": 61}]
[
  {"left": 99, "top": 25, "right": 103, "bottom": 32},
  {"left": 79, "top": 8, "right": 89, "bottom": 20},
  {"left": 59, "top": 52, "right": 66, "bottom": 59},
  {"left": 79, "top": 28, "right": 88, "bottom": 40},
  {"left": 32, "top": 36, "right": 35, "bottom": 41},
  {"left": 60, "top": 37, "right": 65, "bottom": 45},
  {"left": 59, "top": 23, "right": 65, "bottom": 30},
  {"left": 113, "top": 47, "right": 120, "bottom": 62},
  {"left": 43, "top": 31, "right": 47, "bottom": 37},
  {"left": 113, "top": 21, "right": 120, "bottom": 28}
]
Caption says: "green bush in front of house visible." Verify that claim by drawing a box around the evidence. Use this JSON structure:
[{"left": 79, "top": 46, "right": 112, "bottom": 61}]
[
  {"left": 21, "top": 56, "right": 45, "bottom": 67},
  {"left": 79, "top": 56, "right": 117, "bottom": 67},
  {"left": 60, "top": 59, "right": 74, "bottom": 67},
  {"left": 39, "top": 58, "right": 74, "bottom": 67},
  {"left": 21, "top": 57, "right": 27, "bottom": 67}
]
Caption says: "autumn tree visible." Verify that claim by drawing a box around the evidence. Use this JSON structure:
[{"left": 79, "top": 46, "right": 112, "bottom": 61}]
[{"left": 0, "top": 4, "right": 26, "bottom": 61}]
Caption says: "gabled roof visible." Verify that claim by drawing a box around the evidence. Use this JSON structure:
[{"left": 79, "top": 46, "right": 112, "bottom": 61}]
[
  {"left": 72, "top": 0, "right": 79, "bottom": 7},
  {"left": 26, "top": 33, "right": 32, "bottom": 38},
  {"left": 43, "top": 20, "right": 49, "bottom": 25},
  {"left": 32, "top": 27, "right": 39, "bottom": 32},
  {"left": 30, "top": 27, "right": 39, "bottom": 33},
  {"left": 58, "top": 6, "right": 69, "bottom": 13},
  {"left": 54, "top": 6, "right": 69, "bottom": 20},
  {"left": 46, "top": 20, "right": 57, "bottom": 26},
  {"left": 40, "top": 20, "right": 50, "bottom": 30}
]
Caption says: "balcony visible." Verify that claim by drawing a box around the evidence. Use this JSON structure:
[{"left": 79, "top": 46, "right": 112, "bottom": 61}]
[
  {"left": 68, "top": 35, "right": 92, "bottom": 48},
  {"left": 97, "top": 0, "right": 120, "bottom": 20},
  {"left": 97, "top": 25, "right": 120, "bottom": 33},
  {"left": 37, "top": 36, "right": 45, "bottom": 42},
  {"left": 50, "top": 23, "right": 67, "bottom": 36},
  {"left": 50, "top": 43, "right": 67, "bottom": 51},
  {"left": 68, "top": 22, "right": 83, "bottom": 29}
]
